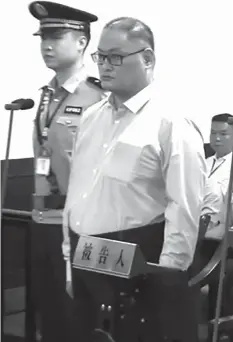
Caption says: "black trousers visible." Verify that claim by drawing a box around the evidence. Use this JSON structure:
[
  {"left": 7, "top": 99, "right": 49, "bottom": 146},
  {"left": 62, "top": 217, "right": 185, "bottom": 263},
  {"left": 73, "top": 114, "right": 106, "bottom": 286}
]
[
  {"left": 70, "top": 223, "right": 199, "bottom": 342},
  {"left": 30, "top": 222, "right": 77, "bottom": 342}
]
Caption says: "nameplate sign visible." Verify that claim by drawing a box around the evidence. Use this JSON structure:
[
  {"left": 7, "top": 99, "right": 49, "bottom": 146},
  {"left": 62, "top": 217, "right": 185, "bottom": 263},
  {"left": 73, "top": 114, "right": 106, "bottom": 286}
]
[{"left": 72, "top": 235, "right": 146, "bottom": 278}]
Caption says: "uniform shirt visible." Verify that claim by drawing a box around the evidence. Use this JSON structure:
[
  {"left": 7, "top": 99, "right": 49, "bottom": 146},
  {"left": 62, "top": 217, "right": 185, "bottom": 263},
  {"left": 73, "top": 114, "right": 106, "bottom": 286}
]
[
  {"left": 202, "top": 177, "right": 224, "bottom": 221},
  {"left": 63, "top": 83, "right": 207, "bottom": 270},
  {"left": 205, "top": 152, "right": 232, "bottom": 239},
  {"left": 32, "top": 67, "right": 104, "bottom": 224}
]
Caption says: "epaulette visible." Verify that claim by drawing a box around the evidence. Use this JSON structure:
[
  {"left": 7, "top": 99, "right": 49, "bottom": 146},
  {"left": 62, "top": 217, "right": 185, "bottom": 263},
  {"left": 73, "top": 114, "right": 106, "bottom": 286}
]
[{"left": 86, "top": 76, "right": 102, "bottom": 89}]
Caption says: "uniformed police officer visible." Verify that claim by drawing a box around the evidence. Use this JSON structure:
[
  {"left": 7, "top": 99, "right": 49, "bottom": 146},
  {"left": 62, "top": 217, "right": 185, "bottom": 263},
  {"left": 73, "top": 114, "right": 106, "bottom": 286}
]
[{"left": 28, "top": 2, "right": 104, "bottom": 342}]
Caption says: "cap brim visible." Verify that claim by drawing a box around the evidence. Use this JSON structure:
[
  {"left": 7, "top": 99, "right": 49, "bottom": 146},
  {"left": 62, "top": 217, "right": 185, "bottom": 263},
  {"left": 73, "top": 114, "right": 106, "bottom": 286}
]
[{"left": 33, "top": 30, "right": 41, "bottom": 36}]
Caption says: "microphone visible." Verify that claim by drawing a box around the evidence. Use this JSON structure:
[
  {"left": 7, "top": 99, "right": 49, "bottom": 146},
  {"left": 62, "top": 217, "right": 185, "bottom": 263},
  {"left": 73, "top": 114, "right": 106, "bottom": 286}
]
[
  {"left": 4, "top": 98, "right": 35, "bottom": 111},
  {"left": 2, "top": 97, "right": 35, "bottom": 208}
]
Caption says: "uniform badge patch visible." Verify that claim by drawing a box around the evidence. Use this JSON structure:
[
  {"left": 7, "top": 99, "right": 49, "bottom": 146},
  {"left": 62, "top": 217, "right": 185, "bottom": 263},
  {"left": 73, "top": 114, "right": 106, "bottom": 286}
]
[{"left": 64, "top": 106, "right": 82, "bottom": 115}]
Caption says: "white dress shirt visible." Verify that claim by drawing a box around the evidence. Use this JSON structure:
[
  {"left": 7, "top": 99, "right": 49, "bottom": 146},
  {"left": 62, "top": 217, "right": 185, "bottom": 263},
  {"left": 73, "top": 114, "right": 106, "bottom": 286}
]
[
  {"left": 202, "top": 177, "right": 224, "bottom": 219},
  {"left": 205, "top": 152, "right": 232, "bottom": 239},
  {"left": 63, "top": 83, "right": 206, "bottom": 270}
]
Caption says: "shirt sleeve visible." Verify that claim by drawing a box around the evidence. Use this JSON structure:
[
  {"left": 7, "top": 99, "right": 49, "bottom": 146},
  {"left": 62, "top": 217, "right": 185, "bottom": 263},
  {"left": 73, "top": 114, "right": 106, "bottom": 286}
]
[
  {"left": 62, "top": 132, "right": 80, "bottom": 260},
  {"left": 158, "top": 117, "right": 206, "bottom": 270},
  {"left": 202, "top": 177, "right": 223, "bottom": 220},
  {"left": 62, "top": 124, "right": 81, "bottom": 261}
]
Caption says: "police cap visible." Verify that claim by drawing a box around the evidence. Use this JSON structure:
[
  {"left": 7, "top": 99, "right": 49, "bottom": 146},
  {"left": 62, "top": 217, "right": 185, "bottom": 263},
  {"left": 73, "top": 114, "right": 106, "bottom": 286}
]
[{"left": 29, "top": 1, "right": 98, "bottom": 36}]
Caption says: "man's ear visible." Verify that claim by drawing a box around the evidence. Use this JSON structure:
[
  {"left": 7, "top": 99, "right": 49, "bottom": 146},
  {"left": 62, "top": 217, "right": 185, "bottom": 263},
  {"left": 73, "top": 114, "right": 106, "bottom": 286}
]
[
  {"left": 77, "top": 35, "right": 88, "bottom": 51},
  {"left": 143, "top": 48, "right": 155, "bottom": 68}
]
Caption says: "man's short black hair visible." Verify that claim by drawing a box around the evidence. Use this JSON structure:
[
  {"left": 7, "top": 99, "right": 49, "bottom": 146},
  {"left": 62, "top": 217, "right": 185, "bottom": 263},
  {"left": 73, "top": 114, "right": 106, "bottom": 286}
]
[
  {"left": 104, "top": 17, "right": 155, "bottom": 51},
  {"left": 212, "top": 113, "right": 233, "bottom": 123}
]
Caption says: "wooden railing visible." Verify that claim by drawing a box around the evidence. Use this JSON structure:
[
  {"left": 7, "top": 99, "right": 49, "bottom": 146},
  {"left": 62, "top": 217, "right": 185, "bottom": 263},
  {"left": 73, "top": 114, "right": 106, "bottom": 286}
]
[{"left": 1, "top": 208, "right": 233, "bottom": 341}]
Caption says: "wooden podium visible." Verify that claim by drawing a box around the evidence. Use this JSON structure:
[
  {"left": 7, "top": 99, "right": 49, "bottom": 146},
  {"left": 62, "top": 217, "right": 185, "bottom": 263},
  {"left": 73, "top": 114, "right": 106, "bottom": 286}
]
[{"left": 72, "top": 235, "right": 178, "bottom": 342}]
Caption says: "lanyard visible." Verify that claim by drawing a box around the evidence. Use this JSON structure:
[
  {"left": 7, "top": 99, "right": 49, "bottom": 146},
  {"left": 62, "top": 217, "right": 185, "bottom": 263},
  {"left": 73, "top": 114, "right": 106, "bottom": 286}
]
[
  {"left": 36, "top": 86, "right": 70, "bottom": 145},
  {"left": 44, "top": 90, "right": 70, "bottom": 130},
  {"left": 208, "top": 158, "right": 225, "bottom": 177}
]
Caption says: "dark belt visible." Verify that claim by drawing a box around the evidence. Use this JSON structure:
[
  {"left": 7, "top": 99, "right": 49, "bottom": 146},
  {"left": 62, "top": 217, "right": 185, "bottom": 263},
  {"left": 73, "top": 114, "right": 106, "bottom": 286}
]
[
  {"left": 32, "top": 194, "right": 66, "bottom": 210},
  {"left": 69, "top": 221, "right": 165, "bottom": 265}
]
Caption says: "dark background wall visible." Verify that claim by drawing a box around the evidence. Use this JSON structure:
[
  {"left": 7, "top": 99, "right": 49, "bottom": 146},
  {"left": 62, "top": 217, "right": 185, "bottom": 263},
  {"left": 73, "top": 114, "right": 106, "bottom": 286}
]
[
  {"left": 1, "top": 158, "right": 34, "bottom": 289},
  {"left": 204, "top": 143, "right": 214, "bottom": 160},
  {"left": 1, "top": 158, "right": 34, "bottom": 211}
]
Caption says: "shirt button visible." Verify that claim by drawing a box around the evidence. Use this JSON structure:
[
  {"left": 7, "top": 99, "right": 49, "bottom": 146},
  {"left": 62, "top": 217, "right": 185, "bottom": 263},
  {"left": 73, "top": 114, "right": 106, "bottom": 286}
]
[
  {"left": 82, "top": 193, "right": 87, "bottom": 198},
  {"left": 93, "top": 169, "right": 97, "bottom": 174},
  {"left": 115, "top": 120, "right": 120, "bottom": 124},
  {"left": 65, "top": 120, "right": 72, "bottom": 124},
  {"left": 76, "top": 222, "right": 80, "bottom": 226},
  {"left": 103, "top": 143, "right": 108, "bottom": 148},
  {"left": 53, "top": 98, "right": 59, "bottom": 102}
]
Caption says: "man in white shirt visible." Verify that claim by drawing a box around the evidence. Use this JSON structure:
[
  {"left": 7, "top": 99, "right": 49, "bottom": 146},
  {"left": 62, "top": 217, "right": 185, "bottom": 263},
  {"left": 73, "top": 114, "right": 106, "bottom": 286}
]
[
  {"left": 206, "top": 113, "right": 233, "bottom": 240},
  {"left": 63, "top": 17, "right": 207, "bottom": 342},
  {"left": 200, "top": 113, "right": 233, "bottom": 325}
]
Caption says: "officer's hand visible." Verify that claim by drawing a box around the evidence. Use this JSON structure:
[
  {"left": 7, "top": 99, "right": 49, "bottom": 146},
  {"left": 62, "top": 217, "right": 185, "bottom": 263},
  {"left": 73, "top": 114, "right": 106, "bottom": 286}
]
[
  {"left": 66, "top": 260, "right": 73, "bottom": 297},
  {"left": 66, "top": 281, "right": 74, "bottom": 298}
]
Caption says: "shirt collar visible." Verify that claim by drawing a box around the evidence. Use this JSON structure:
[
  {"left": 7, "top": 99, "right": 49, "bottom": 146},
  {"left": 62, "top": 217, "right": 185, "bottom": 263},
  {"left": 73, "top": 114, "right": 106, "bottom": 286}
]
[
  {"left": 124, "top": 82, "right": 155, "bottom": 113},
  {"left": 214, "top": 152, "right": 232, "bottom": 162},
  {"left": 43, "top": 66, "right": 87, "bottom": 94},
  {"left": 108, "top": 81, "right": 155, "bottom": 114}
]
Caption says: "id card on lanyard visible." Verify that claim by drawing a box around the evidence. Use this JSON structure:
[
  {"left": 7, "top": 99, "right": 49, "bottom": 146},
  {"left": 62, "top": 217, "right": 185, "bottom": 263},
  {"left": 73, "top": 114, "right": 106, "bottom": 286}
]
[
  {"left": 35, "top": 87, "right": 70, "bottom": 176},
  {"left": 36, "top": 156, "right": 51, "bottom": 176},
  {"left": 36, "top": 128, "right": 52, "bottom": 176}
]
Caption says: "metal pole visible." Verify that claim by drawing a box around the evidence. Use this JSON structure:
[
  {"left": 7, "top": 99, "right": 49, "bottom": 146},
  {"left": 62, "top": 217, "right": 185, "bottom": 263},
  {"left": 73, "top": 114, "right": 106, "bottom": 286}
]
[{"left": 1, "top": 109, "right": 14, "bottom": 210}]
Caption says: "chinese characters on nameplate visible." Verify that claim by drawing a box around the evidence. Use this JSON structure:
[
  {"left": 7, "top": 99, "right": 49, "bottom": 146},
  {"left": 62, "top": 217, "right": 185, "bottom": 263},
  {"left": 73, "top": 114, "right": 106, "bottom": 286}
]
[{"left": 72, "top": 235, "right": 143, "bottom": 278}]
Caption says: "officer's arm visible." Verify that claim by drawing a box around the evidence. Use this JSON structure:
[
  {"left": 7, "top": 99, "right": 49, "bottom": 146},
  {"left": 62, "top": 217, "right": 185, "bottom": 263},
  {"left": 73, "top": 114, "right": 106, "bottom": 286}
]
[
  {"left": 159, "top": 117, "right": 206, "bottom": 270},
  {"left": 62, "top": 214, "right": 70, "bottom": 261},
  {"left": 62, "top": 105, "right": 95, "bottom": 260},
  {"left": 62, "top": 99, "right": 107, "bottom": 260},
  {"left": 220, "top": 179, "right": 233, "bottom": 227}
]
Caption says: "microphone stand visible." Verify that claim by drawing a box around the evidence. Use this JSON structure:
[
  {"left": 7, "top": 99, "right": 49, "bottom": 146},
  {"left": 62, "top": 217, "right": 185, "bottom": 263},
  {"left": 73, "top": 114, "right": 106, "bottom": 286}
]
[
  {"left": 1, "top": 109, "right": 15, "bottom": 211},
  {"left": 1, "top": 99, "right": 34, "bottom": 210},
  {"left": 212, "top": 125, "right": 233, "bottom": 342},
  {"left": 1, "top": 108, "right": 16, "bottom": 334}
]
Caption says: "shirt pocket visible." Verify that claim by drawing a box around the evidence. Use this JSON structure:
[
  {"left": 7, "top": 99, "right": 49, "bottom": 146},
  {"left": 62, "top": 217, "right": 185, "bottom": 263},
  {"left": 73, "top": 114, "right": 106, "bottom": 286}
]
[
  {"left": 103, "top": 142, "right": 142, "bottom": 184},
  {"left": 55, "top": 115, "right": 80, "bottom": 157}
]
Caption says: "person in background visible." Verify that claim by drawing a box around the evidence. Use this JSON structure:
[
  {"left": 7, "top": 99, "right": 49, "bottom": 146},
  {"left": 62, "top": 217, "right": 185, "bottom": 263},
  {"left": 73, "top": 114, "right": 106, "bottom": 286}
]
[
  {"left": 28, "top": 1, "right": 104, "bottom": 341},
  {"left": 206, "top": 113, "right": 233, "bottom": 240},
  {"left": 63, "top": 16, "right": 207, "bottom": 342},
  {"left": 200, "top": 113, "right": 233, "bottom": 340}
]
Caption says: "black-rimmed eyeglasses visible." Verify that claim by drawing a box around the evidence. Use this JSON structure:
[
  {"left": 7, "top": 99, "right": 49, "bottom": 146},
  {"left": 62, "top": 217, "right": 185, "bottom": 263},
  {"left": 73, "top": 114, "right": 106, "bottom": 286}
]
[{"left": 91, "top": 48, "right": 145, "bottom": 66}]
